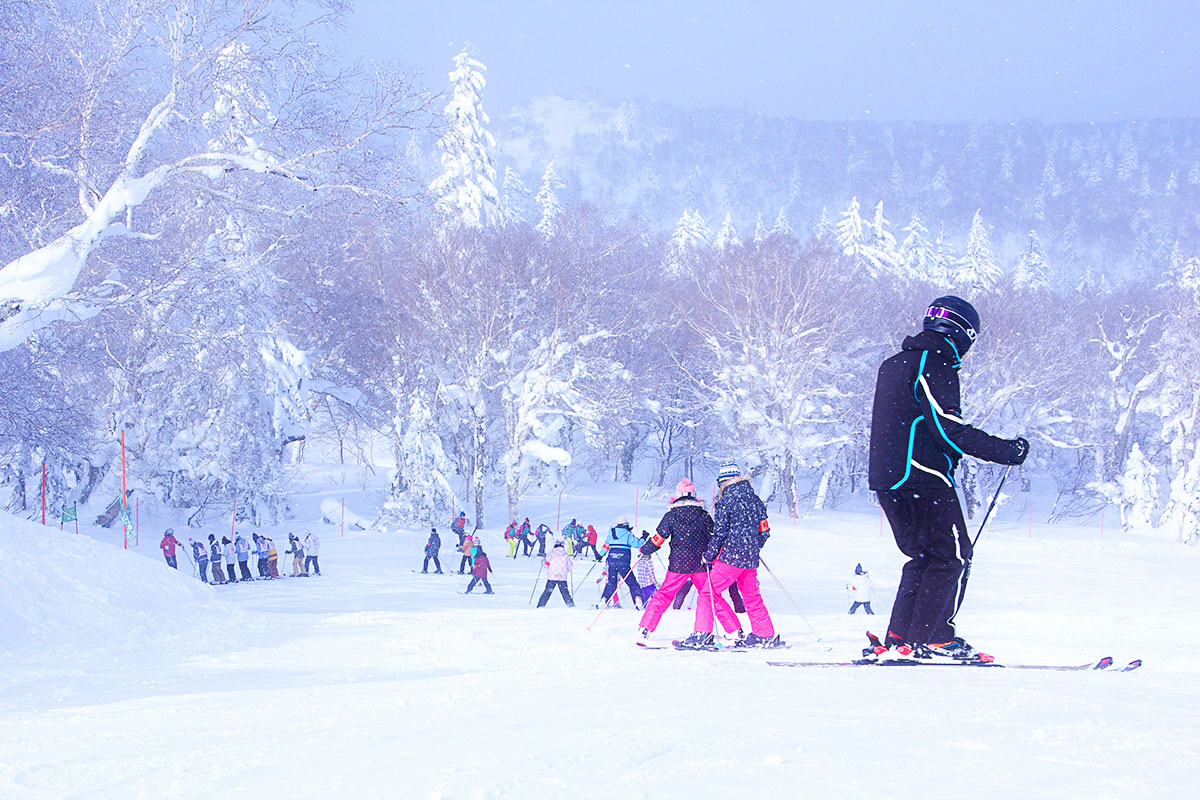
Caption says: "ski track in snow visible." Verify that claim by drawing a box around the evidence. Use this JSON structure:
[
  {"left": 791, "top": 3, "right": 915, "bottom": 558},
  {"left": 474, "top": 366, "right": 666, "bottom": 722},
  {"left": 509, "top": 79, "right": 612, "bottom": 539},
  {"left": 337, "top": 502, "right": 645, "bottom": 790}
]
[{"left": 1, "top": 480, "right": 1197, "bottom": 799}]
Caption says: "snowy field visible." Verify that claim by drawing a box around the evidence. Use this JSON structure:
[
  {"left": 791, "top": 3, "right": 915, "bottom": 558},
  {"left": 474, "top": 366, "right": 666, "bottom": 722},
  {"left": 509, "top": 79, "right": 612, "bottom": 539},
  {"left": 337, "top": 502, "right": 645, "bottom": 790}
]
[{"left": 2, "top": 473, "right": 1198, "bottom": 800}]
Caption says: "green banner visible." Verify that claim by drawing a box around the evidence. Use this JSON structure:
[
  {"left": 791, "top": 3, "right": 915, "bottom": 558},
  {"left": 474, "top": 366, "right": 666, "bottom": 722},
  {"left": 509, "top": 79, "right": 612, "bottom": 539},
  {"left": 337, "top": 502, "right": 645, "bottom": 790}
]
[{"left": 61, "top": 504, "right": 77, "bottom": 523}]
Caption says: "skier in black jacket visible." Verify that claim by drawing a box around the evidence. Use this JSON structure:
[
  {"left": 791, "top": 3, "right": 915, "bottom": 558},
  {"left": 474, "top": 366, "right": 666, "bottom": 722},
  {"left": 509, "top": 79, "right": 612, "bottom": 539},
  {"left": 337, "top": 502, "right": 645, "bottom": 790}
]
[
  {"left": 678, "top": 464, "right": 781, "bottom": 649},
  {"left": 868, "top": 295, "right": 1028, "bottom": 662},
  {"left": 423, "top": 528, "right": 443, "bottom": 573},
  {"left": 635, "top": 478, "right": 728, "bottom": 637}
]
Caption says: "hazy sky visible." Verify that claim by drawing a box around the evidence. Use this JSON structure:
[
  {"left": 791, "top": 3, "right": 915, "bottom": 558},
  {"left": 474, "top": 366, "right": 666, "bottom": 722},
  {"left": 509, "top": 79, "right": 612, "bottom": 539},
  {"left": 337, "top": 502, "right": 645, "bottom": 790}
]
[{"left": 336, "top": 0, "right": 1198, "bottom": 123}]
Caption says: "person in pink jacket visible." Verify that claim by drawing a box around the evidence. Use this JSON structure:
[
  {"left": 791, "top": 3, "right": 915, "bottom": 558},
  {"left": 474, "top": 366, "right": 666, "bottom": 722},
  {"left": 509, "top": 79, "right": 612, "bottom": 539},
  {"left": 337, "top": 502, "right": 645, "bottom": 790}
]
[{"left": 536, "top": 542, "right": 575, "bottom": 607}]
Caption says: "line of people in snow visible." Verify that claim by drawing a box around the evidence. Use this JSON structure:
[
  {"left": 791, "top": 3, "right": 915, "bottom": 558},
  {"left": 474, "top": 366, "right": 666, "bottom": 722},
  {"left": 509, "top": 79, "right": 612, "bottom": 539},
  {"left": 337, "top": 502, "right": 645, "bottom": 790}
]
[
  {"left": 159, "top": 528, "right": 321, "bottom": 584},
  {"left": 501, "top": 516, "right": 603, "bottom": 560}
]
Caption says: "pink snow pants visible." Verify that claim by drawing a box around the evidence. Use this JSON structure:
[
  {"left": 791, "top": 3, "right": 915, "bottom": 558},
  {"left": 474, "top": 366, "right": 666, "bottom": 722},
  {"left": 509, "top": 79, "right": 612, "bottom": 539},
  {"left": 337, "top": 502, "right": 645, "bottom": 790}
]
[
  {"left": 638, "top": 571, "right": 736, "bottom": 633},
  {"left": 695, "top": 561, "right": 774, "bottom": 637}
]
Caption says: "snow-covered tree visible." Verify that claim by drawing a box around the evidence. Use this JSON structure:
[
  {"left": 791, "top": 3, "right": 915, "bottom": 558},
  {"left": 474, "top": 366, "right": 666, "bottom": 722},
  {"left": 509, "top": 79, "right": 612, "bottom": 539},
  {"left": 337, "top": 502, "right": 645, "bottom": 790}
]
[
  {"left": 0, "top": 0, "right": 431, "bottom": 351},
  {"left": 499, "top": 167, "right": 533, "bottom": 227},
  {"left": 955, "top": 210, "right": 1002, "bottom": 294},
  {"left": 534, "top": 162, "right": 565, "bottom": 238},
  {"left": 663, "top": 209, "right": 710, "bottom": 278},
  {"left": 1013, "top": 230, "right": 1051, "bottom": 291},
  {"left": 714, "top": 213, "right": 741, "bottom": 251},
  {"left": 430, "top": 49, "right": 499, "bottom": 229}
]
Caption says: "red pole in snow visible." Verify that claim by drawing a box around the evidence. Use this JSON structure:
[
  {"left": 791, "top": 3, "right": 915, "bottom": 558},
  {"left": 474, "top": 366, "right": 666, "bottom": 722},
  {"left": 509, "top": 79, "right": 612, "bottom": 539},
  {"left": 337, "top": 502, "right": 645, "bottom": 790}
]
[
  {"left": 41, "top": 462, "right": 46, "bottom": 525},
  {"left": 121, "top": 431, "right": 128, "bottom": 549}
]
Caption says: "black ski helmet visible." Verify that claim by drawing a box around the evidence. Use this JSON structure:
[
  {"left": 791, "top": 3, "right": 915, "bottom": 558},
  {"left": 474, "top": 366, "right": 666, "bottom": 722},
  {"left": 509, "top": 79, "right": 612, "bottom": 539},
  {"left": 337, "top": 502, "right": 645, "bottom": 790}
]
[{"left": 923, "top": 295, "right": 980, "bottom": 355}]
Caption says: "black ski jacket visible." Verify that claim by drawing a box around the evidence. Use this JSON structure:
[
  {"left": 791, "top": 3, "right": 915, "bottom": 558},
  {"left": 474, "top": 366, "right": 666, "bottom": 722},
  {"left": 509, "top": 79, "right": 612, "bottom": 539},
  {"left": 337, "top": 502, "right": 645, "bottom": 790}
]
[
  {"left": 868, "top": 330, "right": 1025, "bottom": 492},
  {"left": 641, "top": 495, "right": 713, "bottom": 573},
  {"left": 706, "top": 477, "right": 770, "bottom": 569}
]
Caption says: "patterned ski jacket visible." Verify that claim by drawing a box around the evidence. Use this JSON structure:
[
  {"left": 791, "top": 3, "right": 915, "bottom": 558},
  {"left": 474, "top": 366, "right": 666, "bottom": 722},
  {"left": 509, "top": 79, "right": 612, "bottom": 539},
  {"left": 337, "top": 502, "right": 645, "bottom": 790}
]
[
  {"left": 545, "top": 547, "right": 572, "bottom": 580},
  {"left": 159, "top": 534, "right": 179, "bottom": 557},
  {"left": 425, "top": 531, "right": 441, "bottom": 555},
  {"left": 706, "top": 477, "right": 770, "bottom": 569},
  {"left": 868, "top": 330, "right": 1026, "bottom": 492},
  {"left": 634, "top": 556, "right": 657, "bottom": 587},
  {"left": 641, "top": 495, "right": 713, "bottom": 574}
]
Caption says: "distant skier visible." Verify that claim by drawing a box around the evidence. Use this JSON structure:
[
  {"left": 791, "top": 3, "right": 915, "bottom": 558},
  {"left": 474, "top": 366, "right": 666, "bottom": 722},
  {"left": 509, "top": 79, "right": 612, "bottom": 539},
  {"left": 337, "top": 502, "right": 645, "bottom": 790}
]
[
  {"left": 304, "top": 531, "right": 321, "bottom": 575},
  {"left": 423, "top": 527, "right": 443, "bottom": 573},
  {"left": 600, "top": 517, "right": 643, "bottom": 610},
  {"left": 517, "top": 518, "right": 534, "bottom": 557},
  {"left": 159, "top": 528, "right": 181, "bottom": 569},
  {"left": 848, "top": 564, "right": 874, "bottom": 614},
  {"left": 458, "top": 534, "right": 477, "bottom": 574},
  {"left": 451, "top": 511, "right": 468, "bottom": 549},
  {"left": 234, "top": 532, "right": 254, "bottom": 581},
  {"left": 189, "top": 537, "right": 208, "bottom": 583},
  {"left": 208, "top": 534, "right": 226, "bottom": 584},
  {"left": 286, "top": 534, "right": 307, "bottom": 577},
  {"left": 464, "top": 547, "right": 494, "bottom": 594},
  {"left": 562, "top": 518, "right": 584, "bottom": 556},
  {"left": 868, "top": 296, "right": 1028, "bottom": 661},
  {"left": 580, "top": 524, "right": 602, "bottom": 561},
  {"left": 504, "top": 520, "right": 520, "bottom": 558},
  {"left": 252, "top": 534, "right": 269, "bottom": 578},
  {"left": 534, "top": 523, "right": 552, "bottom": 557},
  {"left": 536, "top": 541, "right": 574, "bottom": 607},
  {"left": 221, "top": 536, "right": 238, "bottom": 583},
  {"left": 679, "top": 462, "right": 781, "bottom": 649},
  {"left": 266, "top": 537, "right": 280, "bottom": 578}
]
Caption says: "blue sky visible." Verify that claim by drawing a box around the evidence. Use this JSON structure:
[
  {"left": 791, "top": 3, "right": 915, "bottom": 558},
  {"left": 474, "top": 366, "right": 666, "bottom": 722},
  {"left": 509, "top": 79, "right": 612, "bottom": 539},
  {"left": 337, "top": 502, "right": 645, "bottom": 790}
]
[{"left": 335, "top": 0, "right": 1198, "bottom": 122}]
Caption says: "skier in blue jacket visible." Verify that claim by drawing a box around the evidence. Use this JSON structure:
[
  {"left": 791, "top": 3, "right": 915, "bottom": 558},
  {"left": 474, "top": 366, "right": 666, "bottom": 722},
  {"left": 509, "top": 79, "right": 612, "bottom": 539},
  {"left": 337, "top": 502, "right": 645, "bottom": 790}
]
[{"left": 599, "top": 517, "right": 643, "bottom": 609}]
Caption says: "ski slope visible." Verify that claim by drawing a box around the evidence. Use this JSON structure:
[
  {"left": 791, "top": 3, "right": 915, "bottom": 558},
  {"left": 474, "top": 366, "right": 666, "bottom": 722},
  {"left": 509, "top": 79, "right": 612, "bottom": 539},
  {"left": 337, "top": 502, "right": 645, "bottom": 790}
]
[{"left": 1, "top": 478, "right": 1196, "bottom": 799}]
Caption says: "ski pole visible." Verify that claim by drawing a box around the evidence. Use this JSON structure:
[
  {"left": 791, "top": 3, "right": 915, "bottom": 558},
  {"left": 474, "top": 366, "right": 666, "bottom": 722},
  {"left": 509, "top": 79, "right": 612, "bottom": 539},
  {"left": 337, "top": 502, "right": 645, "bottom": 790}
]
[
  {"left": 758, "top": 556, "right": 828, "bottom": 648},
  {"left": 181, "top": 546, "right": 196, "bottom": 577},
  {"left": 585, "top": 555, "right": 643, "bottom": 631},
  {"left": 528, "top": 558, "right": 546, "bottom": 606},
  {"left": 571, "top": 557, "right": 600, "bottom": 596},
  {"left": 959, "top": 466, "right": 1012, "bottom": 609},
  {"left": 971, "top": 465, "right": 1012, "bottom": 548}
]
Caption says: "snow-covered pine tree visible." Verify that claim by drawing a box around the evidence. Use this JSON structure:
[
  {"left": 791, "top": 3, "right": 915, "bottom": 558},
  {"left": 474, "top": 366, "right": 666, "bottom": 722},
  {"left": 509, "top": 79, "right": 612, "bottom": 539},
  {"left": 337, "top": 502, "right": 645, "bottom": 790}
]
[
  {"left": 430, "top": 49, "right": 499, "bottom": 229},
  {"left": 382, "top": 394, "right": 458, "bottom": 526},
  {"left": 770, "top": 207, "right": 792, "bottom": 238},
  {"left": 714, "top": 213, "right": 741, "bottom": 250},
  {"left": 896, "top": 210, "right": 938, "bottom": 284},
  {"left": 955, "top": 210, "right": 1002, "bottom": 294},
  {"left": 1013, "top": 230, "right": 1051, "bottom": 291},
  {"left": 663, "top": 209, "right": 710, "bottom": 278},
  {"left": 534, "top": 161, "right": 565, "bottom": 238},
  {"left": 499, "top": 166, "right": 533, "bottom": 227}
]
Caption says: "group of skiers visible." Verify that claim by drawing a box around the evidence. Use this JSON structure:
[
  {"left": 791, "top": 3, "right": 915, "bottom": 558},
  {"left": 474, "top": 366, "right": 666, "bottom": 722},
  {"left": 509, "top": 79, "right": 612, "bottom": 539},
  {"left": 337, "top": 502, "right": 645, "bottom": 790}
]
[
  {"left": 502, "top": 517, "right": 603, "bottom": 560},
  {"left": 159, "top": 528, "right": 321, "bottom": 584},
  {"left": 158, "top": 294, "right": 1030, "bottom": 665}
]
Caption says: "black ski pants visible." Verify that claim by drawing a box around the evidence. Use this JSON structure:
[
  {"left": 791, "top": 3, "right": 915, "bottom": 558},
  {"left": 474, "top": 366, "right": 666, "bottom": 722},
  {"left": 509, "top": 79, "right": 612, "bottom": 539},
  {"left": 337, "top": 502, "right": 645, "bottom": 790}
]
[
  {"left": 877, "top": 488, "right": 972, "bottom": 645},
  {"left": 600, "top": 551, "right": 642, "bottom": 607},
  {"left": 423, "top": 553, "right": 442, "bottom": 573},
  {"left": 848, "top": 601, "right": 875, "bottom": 615},
  {"left": 465, "top": 575, "right": 493, "bottom": 593},
  {"left": 537, "top": 580, "right": 574, "bottom": 607}
]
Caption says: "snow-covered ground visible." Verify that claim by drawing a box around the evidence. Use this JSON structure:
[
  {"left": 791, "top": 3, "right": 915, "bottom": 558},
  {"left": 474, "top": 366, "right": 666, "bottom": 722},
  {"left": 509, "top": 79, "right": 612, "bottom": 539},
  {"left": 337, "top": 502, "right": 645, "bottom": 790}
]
[{"left": 2, "top": 473, "right": 1197, "bottom": 799}]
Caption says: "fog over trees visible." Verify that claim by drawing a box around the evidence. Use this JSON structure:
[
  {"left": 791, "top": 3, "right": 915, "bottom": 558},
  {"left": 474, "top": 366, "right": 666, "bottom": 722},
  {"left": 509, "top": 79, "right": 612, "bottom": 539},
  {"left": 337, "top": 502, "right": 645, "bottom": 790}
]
[{"left": 3, "top": 1, "right": 1198, "bottom": 540}]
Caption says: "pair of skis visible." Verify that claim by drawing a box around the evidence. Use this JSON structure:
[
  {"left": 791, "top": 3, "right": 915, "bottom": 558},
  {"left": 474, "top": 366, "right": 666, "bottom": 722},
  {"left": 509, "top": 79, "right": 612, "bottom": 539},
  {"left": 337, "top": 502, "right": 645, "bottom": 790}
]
[
  {"left": 766, "top": 655, "right": 1142, "bottom": 671},
  {"left": 635, "top": 642, "right": 1141, "bottom": 671}
]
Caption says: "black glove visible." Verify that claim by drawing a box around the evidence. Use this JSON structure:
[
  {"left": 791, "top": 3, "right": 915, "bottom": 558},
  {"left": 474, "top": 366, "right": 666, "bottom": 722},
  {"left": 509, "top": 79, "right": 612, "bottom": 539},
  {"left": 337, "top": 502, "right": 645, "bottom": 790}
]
[{"left": 1010, "top": 437, "right": 1030, "bottom": 465}]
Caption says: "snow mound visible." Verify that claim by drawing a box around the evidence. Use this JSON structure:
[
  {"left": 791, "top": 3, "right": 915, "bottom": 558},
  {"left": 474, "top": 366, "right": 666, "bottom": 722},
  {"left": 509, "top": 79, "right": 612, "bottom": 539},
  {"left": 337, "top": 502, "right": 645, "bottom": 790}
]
[
  {"left": 0, "top": 513, "right": 243, "bottom": 661},
  {"left": 319, "top": 497, "right": 369, "bottom": 529}
]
